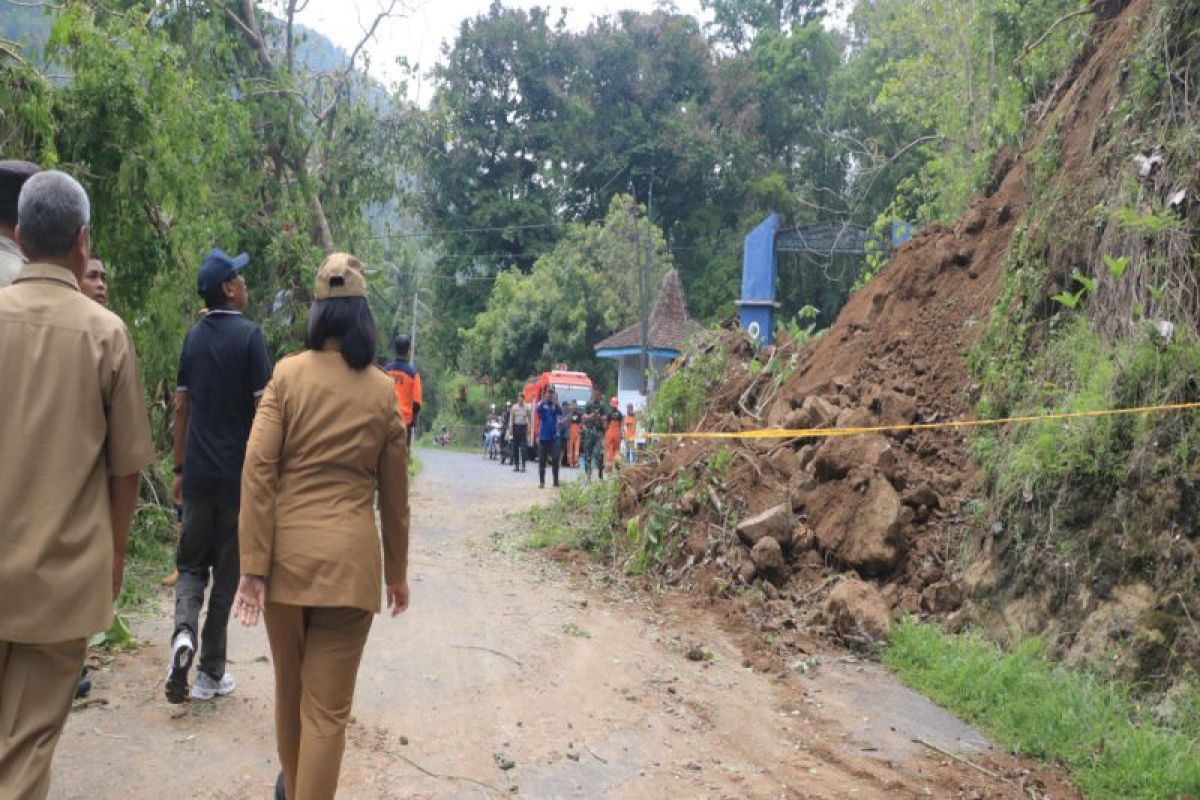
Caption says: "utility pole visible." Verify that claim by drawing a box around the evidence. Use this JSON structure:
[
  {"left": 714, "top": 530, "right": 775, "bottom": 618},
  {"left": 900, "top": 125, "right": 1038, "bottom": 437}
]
[
  {"left": 639, "top": 181, "right": 653, "bottom": 398},
  {"left": 410, "top": 290, "right": 419, "bottom": 359}
]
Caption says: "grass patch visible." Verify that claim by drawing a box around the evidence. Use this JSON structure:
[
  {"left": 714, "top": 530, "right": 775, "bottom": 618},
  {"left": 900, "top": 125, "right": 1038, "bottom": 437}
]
[
  {"left": 525, "top": 478, "right": 618, "bottom": 553},
  {"left": 117, "top": 500, "right": 176, "bottom": 613},
  {"left": 883, "top": 618, "right": 1200, "bottom": 799}
]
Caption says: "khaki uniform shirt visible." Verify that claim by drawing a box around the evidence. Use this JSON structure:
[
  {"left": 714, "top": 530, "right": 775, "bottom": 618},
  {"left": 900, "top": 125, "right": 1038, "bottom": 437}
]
[
  {"left": 240, "top": 348, "right": 410, "bottom": 613},
  {"left": 0, "top": 263, "right": 155, "bottom": 643},
  {"left": 0, "top": 234, "right": 24, "bottom": 287}
]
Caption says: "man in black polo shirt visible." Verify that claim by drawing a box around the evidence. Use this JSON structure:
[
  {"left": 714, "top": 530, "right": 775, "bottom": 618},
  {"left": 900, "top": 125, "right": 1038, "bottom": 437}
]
[{"left": 166, "top": 248, "right": 271, "bottom": 703}]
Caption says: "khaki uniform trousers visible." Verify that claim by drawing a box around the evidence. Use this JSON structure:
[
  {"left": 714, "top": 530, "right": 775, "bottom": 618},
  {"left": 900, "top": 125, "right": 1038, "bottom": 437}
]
[
  {"left": 264, "top": 604, "right": 373, "bottom": 800},
  {"left": 0, "top": 638, "right": 87, "bottom": 800}
]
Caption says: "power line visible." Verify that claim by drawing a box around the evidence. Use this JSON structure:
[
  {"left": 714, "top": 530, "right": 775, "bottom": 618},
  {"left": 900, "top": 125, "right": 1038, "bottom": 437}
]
[{"left": 363, "top": 222, "right": 568, "bottom": 240}]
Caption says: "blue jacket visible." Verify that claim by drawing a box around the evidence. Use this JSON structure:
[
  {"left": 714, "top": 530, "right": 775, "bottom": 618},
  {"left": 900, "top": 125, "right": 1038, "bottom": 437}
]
[{"left": 536, "top": 401, "right": 561, "bottom": 441}]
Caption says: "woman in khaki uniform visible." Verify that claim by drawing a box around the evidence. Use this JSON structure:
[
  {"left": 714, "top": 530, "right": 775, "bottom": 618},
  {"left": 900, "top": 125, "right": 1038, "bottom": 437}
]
[{"left": 233, "top": 253, "right": 409, "bottom": 800}]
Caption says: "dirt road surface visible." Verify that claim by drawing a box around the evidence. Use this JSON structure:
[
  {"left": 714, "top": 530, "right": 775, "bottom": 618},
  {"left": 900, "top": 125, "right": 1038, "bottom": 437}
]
[{"left": 51, "top": 450, "right": 1067, "bottom": 799}]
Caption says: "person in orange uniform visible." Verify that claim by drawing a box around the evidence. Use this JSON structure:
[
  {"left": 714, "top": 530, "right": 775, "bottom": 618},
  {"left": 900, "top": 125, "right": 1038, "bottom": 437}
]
[
  {"left": 604, "top": 397, "right": 624, "bottom": 470},
  {"left": 623, "top": 403, "right": 638, "bottom": 464},
  {"left": 234, "top": 254, "right": 410, "bottom": 800},
  {"left": 384, "top": 334, "right": 422, "bottom": 445},
  {"left": 566, "top": 402, "right": 583, "bottom": 467}
]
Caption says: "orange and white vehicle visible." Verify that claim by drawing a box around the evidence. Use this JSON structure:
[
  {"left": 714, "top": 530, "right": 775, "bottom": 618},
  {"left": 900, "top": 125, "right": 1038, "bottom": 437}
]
[{"left": 523, "top": 365, "right": 594, "bottom": 439}]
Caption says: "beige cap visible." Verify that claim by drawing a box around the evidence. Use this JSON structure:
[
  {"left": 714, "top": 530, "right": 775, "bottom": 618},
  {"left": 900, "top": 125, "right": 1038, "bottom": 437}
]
[{"left": 313, "top": 252, "right": 367, "bottom": 299}]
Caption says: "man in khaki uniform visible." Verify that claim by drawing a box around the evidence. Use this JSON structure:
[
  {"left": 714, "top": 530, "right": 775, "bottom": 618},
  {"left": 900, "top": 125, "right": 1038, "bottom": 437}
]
[
  {"left": 0, "top": 171, "right": 155, "bottom": 799},
  {"left": 0, "top": 159, "right": 39, "bottom": 286}
]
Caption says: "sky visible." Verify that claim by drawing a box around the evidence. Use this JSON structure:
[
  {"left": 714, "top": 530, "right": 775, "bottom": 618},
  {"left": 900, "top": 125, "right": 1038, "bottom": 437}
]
[{"left": 282, "top": 0, "right": 708, "bottom": 104}]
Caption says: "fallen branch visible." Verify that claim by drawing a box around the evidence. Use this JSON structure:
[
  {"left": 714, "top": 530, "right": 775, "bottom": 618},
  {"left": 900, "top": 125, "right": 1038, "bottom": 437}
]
[
  {"left": 393, "top": 750, "right": 506, "bottom": 796},
  {"left": 584, "top": 743, "right": 608, "bottom": 764},
  {"left": 912, "top": 737, "right": 1000, "bottom": 780},
  {"left": 72, "top": 697, "right": 109, "bottom": 712},
  {"left": 450, "top": 644, "right": 523, "bottom": 667},
  {"left": 92, "top": 727, "right": 130, "bottom": 741}
]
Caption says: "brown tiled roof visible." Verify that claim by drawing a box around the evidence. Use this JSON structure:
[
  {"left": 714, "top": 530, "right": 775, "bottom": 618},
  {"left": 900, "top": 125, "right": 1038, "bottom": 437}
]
[{"left": 595, "top": 269, "right": 703, "bottom": 353}]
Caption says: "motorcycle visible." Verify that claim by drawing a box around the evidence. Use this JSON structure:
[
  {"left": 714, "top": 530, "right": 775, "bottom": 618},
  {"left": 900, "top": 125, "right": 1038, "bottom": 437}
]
[{"left": 483, "top": 422, "right": 502, "bottom": 460}]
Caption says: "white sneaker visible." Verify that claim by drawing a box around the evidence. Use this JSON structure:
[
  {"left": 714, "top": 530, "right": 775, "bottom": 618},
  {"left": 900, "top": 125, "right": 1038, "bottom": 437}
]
[
  {"left": 190, "top": 670, "right": 235, "bottom": 700},
  {"left": 164, "top": 630, "right": 195, "bottom": 704}
]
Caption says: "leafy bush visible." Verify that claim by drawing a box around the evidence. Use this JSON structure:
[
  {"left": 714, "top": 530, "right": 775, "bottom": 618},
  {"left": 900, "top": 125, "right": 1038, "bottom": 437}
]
[
  {"left": 525, "top": 479, "right": 618, "bottom": 554},
  {"left": 645, "top": 337, "right": 727, "bottom": 433}
]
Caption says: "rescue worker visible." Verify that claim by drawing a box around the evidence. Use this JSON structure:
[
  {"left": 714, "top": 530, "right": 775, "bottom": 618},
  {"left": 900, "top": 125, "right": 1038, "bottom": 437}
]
[
  {"left": 582, "top": 389, "right": 607, "bottom": 479},
  {"left": 0, "top": 170, "right": 154, "bottom": 799},
  {"left": 234, "top": 253, "right": 409, "bottom": 800},
  {"left": 605, "top": 397, "right": 624, "bottom": 470},
  {"left": 0, "top": 159, "right": 38, "bottom": 287},
  {"left": 567, "top": 401, "right": 583, "bottom": 467},
  {"left": 509, "top": 395, "right": 530, "bottom": 472},
  {"left": 385, "top": 335, "right": 422, "bottom": 445},
  {"left": 623, "top": 403, "right": 638, "bottom": 464}
]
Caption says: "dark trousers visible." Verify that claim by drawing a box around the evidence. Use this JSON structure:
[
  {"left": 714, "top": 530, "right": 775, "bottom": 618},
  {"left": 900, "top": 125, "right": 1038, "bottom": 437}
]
[
  {"left": 174, "top": 498, "right": 239, "bottom": 680},
  {"left": 511, "top": 425, "right": 528, "bottom": 470},
  {"left": 538, "top": 439, "right": 560, "bottom": 486}
]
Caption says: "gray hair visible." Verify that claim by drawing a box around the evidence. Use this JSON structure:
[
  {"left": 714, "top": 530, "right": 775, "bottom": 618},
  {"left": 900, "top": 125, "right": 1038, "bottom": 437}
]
[{"left": 17, "top": 170, "right": 90, "bottom": 260}]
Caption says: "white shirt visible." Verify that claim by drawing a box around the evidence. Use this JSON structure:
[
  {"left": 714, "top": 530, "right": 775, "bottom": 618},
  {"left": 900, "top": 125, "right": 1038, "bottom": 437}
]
[{"left": 0, "top": 235, "right": 24, "bottom": 287}]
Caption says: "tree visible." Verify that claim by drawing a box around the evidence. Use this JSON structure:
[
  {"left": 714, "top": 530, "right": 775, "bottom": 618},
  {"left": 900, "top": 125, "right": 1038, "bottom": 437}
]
[
  {"left": 701, "top": 0, "right": 828, "bottom": 50},
  {"left": 459, "top": 195, "right": 670, "bottom": 382}
]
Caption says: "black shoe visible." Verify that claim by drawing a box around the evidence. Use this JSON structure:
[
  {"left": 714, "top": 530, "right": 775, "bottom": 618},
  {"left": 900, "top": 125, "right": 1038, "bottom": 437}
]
[
  {"left": 275, "top": 771, "right": 286, "bottom": 800},
  {"left": 75, "top": 668, "right": 92, "bottom": 700},
  {"left": 165, "top": 629, "right": 195, "bottom": 704}
]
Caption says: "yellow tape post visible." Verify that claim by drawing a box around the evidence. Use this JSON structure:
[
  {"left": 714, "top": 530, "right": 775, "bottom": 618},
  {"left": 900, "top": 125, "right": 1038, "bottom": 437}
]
[{"left": 646, "top": 401, "right": 1200, "bottom": 441}]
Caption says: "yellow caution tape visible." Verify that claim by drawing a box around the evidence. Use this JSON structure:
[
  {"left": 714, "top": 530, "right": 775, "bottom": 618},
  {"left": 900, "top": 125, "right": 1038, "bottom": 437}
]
[{"left": 647, "top": 401, "right": 1200, "bottom": 441}]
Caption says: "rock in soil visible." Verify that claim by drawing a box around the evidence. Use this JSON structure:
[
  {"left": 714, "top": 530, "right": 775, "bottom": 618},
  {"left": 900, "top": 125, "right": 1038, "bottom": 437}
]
[
  {"left": 737, "top": 503, "right": 794, "bottom": 547},
  {"left": 824, "top": 577, "right": 893, "bottom": 642},
  {"left": 750, "top": 536, "right": 787, "bottom": 577},
  {"left": 920, "top": 580, "right": 964, "bottom": 614},
  {"left": 812, "top": 434, "right": 898, "bottom": 483},
  {"left": 810, "top": 475, "right": 906, "bottom": 576}
]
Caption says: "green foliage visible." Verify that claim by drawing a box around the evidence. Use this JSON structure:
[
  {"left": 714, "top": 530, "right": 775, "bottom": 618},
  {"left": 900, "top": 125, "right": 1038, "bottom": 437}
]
[
  {"left": 973, "top": 316, "right": 1200, "bottom": 510},
  {"left": 885, "top": 619, "right": 1200, "bottom": 799},
  {"left": 645, "top": 338, "right": 728, "bottom": 432},
  {"left": 1051, "top": 270, "right": 1098, "bottom": 310},
  {"left": 459, "top": 195, "right": 670, "bottom": 384},
  {"left": 525, "top": 479, "right": 619, "bottom": 553}
]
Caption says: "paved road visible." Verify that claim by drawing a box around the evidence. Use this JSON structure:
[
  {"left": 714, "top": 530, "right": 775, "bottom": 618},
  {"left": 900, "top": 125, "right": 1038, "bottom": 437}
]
[{"left": 50, "top": 449, "right": 1040, "bottom": 799}]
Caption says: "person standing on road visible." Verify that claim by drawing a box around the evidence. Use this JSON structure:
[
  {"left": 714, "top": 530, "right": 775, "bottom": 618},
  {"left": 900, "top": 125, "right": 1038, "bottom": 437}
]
[
  {"left": 623, "top": 403, "right": 638, "bottom": 464},
  {"left": 233, "top": 253, "right": 410, "bottom": 800},
  {"left": 535, "top": 388, "right": 563, "bottom": 488},
  {"left": 582, "top": 389, "right": 607, "bottom": 479},
  {"left": 499, "top": 401, "right": 512, "bottom": 465},
  {"left": 0, "top": 159, "right": 39, "bottom": 287},
  {"left": 567, "top": 401, "right": 583, "bottom": 467},
  {"left": 0, "top": 171, "right": 154, "bottom": 799},
  {"left": 604, "top": 397, "right": 624, "bottom": 470},
  {"left": 166, "top": 247, "right": 272, "bottom": 703},
  {"left": 509, "top": 395, "right": 530, "bottom": 472},
  {"left": 385, "top": 334, "right": 422, "bottom": 446}
]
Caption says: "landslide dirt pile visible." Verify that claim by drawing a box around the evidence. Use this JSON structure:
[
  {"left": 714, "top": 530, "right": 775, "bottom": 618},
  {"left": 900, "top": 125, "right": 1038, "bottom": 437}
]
[{"left": 617, "top": 0, "right": 1150, "bottom": 663}]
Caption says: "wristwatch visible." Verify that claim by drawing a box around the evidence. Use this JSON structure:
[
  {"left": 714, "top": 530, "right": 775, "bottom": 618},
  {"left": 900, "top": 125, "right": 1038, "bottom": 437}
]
[{"left": 173, "top": 464, "right": 184, "bottom": 475}]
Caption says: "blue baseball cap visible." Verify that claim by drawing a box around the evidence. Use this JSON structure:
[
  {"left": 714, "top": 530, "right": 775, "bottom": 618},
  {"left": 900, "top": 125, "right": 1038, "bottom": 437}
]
[{"left": 197, "top": 247, "right": 250, "bottom": 294}]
